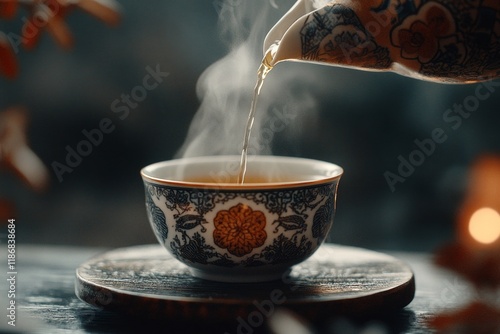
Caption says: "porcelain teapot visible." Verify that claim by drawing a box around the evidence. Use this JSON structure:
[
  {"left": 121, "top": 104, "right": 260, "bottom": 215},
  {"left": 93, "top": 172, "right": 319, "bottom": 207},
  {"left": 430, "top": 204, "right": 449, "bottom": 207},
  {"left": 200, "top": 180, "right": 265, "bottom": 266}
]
[{"left": 264, "top": 0, "right": 500, "bottom": 83}]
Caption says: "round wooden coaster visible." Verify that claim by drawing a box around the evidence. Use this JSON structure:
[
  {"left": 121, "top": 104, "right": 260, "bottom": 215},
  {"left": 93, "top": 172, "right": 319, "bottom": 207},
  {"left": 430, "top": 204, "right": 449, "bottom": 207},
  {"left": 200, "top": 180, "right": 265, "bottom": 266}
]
[{"left": 75, "top": 244, "right": 415, "bottom": 321}]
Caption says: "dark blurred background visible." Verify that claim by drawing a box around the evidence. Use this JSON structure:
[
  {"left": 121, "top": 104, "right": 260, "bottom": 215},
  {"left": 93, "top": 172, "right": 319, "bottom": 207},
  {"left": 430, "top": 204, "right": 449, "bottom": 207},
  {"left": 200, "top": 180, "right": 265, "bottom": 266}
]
[{"left": 1, "top": 0, "right": 500, "bottom": 252}]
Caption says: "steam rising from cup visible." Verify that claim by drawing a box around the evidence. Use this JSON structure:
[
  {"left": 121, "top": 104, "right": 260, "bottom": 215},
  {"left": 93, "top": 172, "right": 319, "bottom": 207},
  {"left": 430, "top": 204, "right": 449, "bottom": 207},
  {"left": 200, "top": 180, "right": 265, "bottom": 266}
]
[{"left": 175, "top": 0, "right": 318, "bottom": 159}]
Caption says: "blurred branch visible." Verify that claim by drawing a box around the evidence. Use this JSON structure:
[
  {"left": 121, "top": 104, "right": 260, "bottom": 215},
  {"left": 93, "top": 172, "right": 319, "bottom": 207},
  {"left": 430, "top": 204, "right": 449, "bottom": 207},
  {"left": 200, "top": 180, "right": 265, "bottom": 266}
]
[
  {"left": 0, "top": 106, "right": 49, "bottom": 192},
  {"left": 0, "top": 0, "right": 121, "bottom": 77},
  {"left": 0, "top": 0, "right": 122, "bottom": 219}
]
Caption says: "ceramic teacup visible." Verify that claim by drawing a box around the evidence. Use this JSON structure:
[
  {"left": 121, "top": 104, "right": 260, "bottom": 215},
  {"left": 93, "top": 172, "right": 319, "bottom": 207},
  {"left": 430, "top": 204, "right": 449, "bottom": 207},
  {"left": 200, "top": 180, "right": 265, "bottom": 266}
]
[{"left": 141, "top": 155, "right": 343, "bottom": 282}]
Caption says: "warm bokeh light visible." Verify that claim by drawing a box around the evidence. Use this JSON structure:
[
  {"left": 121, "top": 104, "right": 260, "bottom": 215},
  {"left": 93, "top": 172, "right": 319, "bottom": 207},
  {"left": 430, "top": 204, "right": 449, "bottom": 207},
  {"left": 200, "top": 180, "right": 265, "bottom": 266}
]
[{"left": 468, "top": 207, "right": 500, "bottom": 244}]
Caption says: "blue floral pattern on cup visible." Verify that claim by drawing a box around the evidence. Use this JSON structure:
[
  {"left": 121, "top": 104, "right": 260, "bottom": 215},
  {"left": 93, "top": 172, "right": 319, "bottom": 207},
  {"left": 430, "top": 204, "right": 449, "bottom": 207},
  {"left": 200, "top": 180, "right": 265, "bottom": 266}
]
[{"left": 143, "top": 182, "right": 337, "bottom": 268}]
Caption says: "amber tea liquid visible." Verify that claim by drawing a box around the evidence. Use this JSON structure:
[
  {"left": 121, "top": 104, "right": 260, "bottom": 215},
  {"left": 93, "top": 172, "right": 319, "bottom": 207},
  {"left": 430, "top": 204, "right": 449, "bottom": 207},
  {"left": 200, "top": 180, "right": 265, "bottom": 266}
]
[{"left": 184, "top": 175, "right": 298, "bottom": 184}]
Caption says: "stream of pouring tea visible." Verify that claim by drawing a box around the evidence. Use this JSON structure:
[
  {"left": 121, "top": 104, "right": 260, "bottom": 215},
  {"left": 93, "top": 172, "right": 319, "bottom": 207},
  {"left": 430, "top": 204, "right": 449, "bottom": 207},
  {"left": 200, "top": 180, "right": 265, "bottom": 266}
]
[{"left": 237, "top": 44, "right": 278, "bottom": 183}]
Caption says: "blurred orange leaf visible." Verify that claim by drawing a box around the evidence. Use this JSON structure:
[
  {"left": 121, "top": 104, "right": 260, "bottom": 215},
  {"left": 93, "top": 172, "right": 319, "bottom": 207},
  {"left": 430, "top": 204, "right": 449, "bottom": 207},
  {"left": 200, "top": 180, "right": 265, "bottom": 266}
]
[
  {"left": 428, "top": 302, "right": 500, "bottom": 334},
  {"left": 0, "top": 107, "right": 49, "bottom": 192},
  {"left": 434, "top": 242, "right": 500, "bottom": 289},
  {"left": 0, "top": 34, "right": 18, "bottom": 78},
  {"left": 46, "top": 13, "right": 74, "bottom": 49},
  {"left": 21, "top": 15, "right": 43, "bottom": 50},
  {"left": 77, "top": 0, "right": 121, "bottom": 26},
  {"left": 0, "top": 0, "right": 18, "bottom": 19},
  {"left": 1, "top": 0, "right": 121, "bottom": 77},
  {"left": 0, "top": 199, "right": 16, "bottom": 221}
]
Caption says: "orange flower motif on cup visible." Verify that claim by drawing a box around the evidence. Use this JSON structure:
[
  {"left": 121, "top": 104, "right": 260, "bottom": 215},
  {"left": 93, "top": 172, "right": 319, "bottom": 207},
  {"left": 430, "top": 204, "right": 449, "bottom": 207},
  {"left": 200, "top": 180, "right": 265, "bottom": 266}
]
[
  {"left": 392, "top": 3, "right": 455, "bottom": 63},
  {"left": 213, "top": 203, "right": 267, "bottom": 257}
]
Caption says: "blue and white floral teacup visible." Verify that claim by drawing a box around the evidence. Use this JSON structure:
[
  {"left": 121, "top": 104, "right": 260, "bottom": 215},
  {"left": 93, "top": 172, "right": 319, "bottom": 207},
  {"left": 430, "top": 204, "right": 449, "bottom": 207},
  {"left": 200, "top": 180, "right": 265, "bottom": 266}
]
[{"left": 141, "top": 155, "right": 343, "bottom": 282}]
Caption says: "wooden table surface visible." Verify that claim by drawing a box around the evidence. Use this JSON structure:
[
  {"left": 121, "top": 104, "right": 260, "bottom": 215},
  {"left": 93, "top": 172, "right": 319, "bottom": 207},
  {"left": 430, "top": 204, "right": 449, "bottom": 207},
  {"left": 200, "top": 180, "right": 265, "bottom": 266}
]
[{"left": 0, "top": 244, "right": 473, "bottom": 333}]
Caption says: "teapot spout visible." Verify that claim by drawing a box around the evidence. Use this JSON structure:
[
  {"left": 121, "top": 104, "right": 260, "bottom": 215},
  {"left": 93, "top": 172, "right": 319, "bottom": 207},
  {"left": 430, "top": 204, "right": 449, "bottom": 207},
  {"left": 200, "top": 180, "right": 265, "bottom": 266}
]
[
  {"left": 263, "top": 1, "right": 308, "bottom": 54},
  {"left": 264, "top": 0, "right": 332, "bottom": 67}
]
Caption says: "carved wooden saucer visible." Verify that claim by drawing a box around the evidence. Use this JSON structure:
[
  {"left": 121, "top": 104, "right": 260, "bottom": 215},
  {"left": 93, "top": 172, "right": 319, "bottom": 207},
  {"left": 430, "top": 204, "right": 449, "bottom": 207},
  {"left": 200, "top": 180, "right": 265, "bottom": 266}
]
[{"left": 75, "top": 244, "right": 415, "bottom": 321}]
